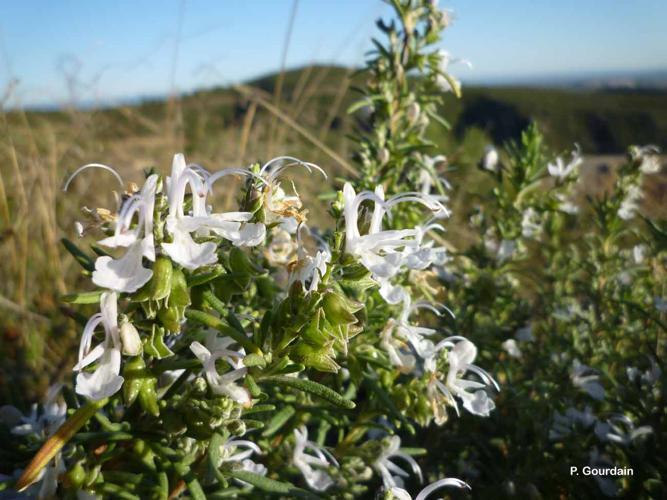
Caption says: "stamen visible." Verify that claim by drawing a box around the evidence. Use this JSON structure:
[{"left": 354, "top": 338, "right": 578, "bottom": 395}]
[
  {"left": 415, "top": 478, "right": 471, "bottom": 500},
  {"left": 63, "top": 163, "right": 124, "bottom": 192},
  {"left": 205, "top": 168, "right": 268, "bottom": 195},
  {"left": 260, "top": 156, "right": 327, "bottom": 180}
]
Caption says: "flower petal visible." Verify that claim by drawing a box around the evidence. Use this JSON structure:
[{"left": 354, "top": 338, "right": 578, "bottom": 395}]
[
  {"left": 75, "top": 347, "right": 124, "bottom": 401},
  {"left": 92, "top": 241, "right": 153, "bottom": 293}
]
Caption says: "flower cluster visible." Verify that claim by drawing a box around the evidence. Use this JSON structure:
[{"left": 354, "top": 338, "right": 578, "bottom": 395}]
[
  {"left": 430, "top": 125, "right": 666, "bottom": 498},
  {"left": 0, "top": 139, "right": 495, "bottom": 498}
]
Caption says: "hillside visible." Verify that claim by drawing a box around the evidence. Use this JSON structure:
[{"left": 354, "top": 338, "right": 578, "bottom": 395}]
[{"left": 13, "top": 65, "right": 667, "bottom": 157}]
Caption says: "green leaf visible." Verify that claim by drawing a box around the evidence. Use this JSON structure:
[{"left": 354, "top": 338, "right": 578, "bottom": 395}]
[
  {"left": 242, "top": 404, "right": 276, "bottom": 415},
  {"left": 61, "top": 290, "right": 103, "bottom": 304},
  {"left": 61, "top": 238, "right": 95, "bottom": 272},
  {"left": 399, "top": 447, "right": 427, "bottom": 456},
  {"left": 208, "top": 432, "right": 228, "bottom": 485},
  {"left": 173, "top": 463, "right": 207, "bottom": 500},
  {"left": 427, "top": 109, "right": 451, "bottom": 130},
  {"left": 156, "top": 472, "right": 169, "bottom": 500},
  {"left": 188, "top": 264, "right": 226, "bottom": 287},
  {"left": 262, "top": 376, "right": 355, "bottom": 409},
  {"left": 227, "top": 471, "right": 321, "bottom": 499},
  {"left": 243, "top": 353, "right": 267, "bottom": 368},
  {"left": 245, "top": 374, "right": 262, "bottom": 398},
  {"left": 364, "top": 373, "right": 414, "bottom": 434},
  {"left": 279, "top": 363, "right": 305, "bottom": 375},
  {"left": 261, "top": 406, "right": 295, "bottom": 437},
  {"left": 186, "top": 308, "right": 260, "bottom": 354}
]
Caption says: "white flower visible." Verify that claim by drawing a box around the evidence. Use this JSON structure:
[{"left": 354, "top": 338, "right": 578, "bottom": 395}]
[
  {"left": 386, "top": 477, "right": 471, "bottom": 500},
  {"left": 626, "top": 366, "right": 640, "bottom": 383},
  {"left": 92, "top": 174, "right": 158, "bottom": 292},
  {"left": 218, "top": 438, "right": 267, "bottom": 481},
  {"left": 292, "top": 426, "right": 338, "bottom": 492},
  {"left": 481, "top": 146, "right": 498, "bottom": 173},
  {"left": 97, "top": 174, "right": 158, "bottom": 259},
  {"left": 521, "top": 208, "right": 541, "bottom": 239},
  {"left": 162, "top": 154, "right": 218, "bottom": 269},
  {"left": 380, "top": 330, "right": 416, "bottom": 373},
  {"left": 555, "top": 193, "right": 579, "bottom": 214},
  {"left": 570, "top": 360, "right": 605, "bottom": 401},
  {"left": 379, "top": 281, "right": 409, "bottom": 305},
  {"left": 630, "top": 144, "right": 661, "bottom": 174},
  {"left": 190, "top": 332, "right": 249, "bottom": 405},
  {"left": 618, "top": 185, "right": 643, "bottom": 220},
  {"left": 502, "top": 339, "right": 522, "bottom": 359},
  {"left": 654, "top": 296, "right": 667, "bottom": 313},
  {"left": 594, "top": 415, "right": 652, "bottom": 446},
  {"left": 496, "top": 239, "right": 516, "bottom": 262},
  {"left": 373, "top": 435, "right": 423, "bottom": 491},
  {"left": 10, "top": 384, "right": 66, "bottom": 438},
  {"left": 548, "top": 147, "right": 582, "bottom": 179},
  {"left": 288, "top": 226, "right": 331, "bottom": 294},
  {"left": 74, "top": 292, "right": 125, "bottom": 401},
  {"left": 381, "top": 296, "right": 450, "bottom": 371},
  {"left": 434, "top": 50, "right": 470, "bottom": 95},
  {"left": 588, "top": 448, "right": 620, "bottom": 497},
  {"left": 632, "top": 244, "right": 646, "bottom": 264},
  {"left": 93, "top": 239, "right": 154, "bottom": 293},
  {"left": 424, "top": 337, "right": 498, "bottom": 419},
  {"left": 164, "top": 154, "right": 265, "bottom": 269},
  {"left": 400, "top": 221, "right": 449, "bottom": 271},
  {"left": 418, "top": 156, "right": 451, "bottom": 207},
  {"left": 4, "top": 386, "right": 67, "bottom": 496},
  {"left": 640, "top": 357, "right": 662, "bottom": 384},
  {"left": 549, "top": 406, "right": 596, "bottom": 440},
  {"left": 258, "top": 156, "right": 326, "bottom": 231},
  {"left": 343, "top": 183, "right": 446, "bottom": 285}
]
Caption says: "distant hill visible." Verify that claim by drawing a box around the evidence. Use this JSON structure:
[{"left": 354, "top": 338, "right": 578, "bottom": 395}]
[{"left": 13, "top": 64, "right": 667, "bottom": 155}]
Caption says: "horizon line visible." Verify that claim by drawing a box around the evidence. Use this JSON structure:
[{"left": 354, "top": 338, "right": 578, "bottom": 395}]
[{"left": 6, "top": 63, "right": 667, "bottom": 112}]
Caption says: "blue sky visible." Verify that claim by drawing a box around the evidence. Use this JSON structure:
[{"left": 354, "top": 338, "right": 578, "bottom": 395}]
[{"left": 1, "top": 0, "right": 666, "bottom": 107}]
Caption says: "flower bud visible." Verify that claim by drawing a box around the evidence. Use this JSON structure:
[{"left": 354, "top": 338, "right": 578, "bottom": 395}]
[
  {"left": 193, "top": 376, "right": 208, "bottom": 395},
  {"left": 168, "top": 268, "right": 190, "bottom": 308},
  {"left": 150, "top": 256, "right": 173, "bottom": 301},
  {"left": 377, "top": 148, "right": 390, "bottom": 166},
  {"left": 322, "top": 291, "right": 361, "bottom": 326},
  {"left": 123, "top": 356, "right": 146, "bottom": 407},
  {"left": 292, "top": 343, "right": 340, "bottom": 373},
  {"left": 64, "top": 462, "right": 86, "bottom": 489},
  {"left": 227, "top": 419, "right": 247, "bottom": 436},
  {"left": 158, "top": 305, "right": 182, "bottom": 333},
  {"left": 119, "top": 317, "right": 142, "bottom": 356},
  {"left": 209, "top": 416, "right": 225, "bottom": 429},
  {"left": 481, "top": 146, "right": 499, "bottom": 173},
  {"left": 407, "top": 102, "right": 421, "bottom": 124},
  {"left": 138, "top": 375, "right": 160, "bottom": 417}
]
